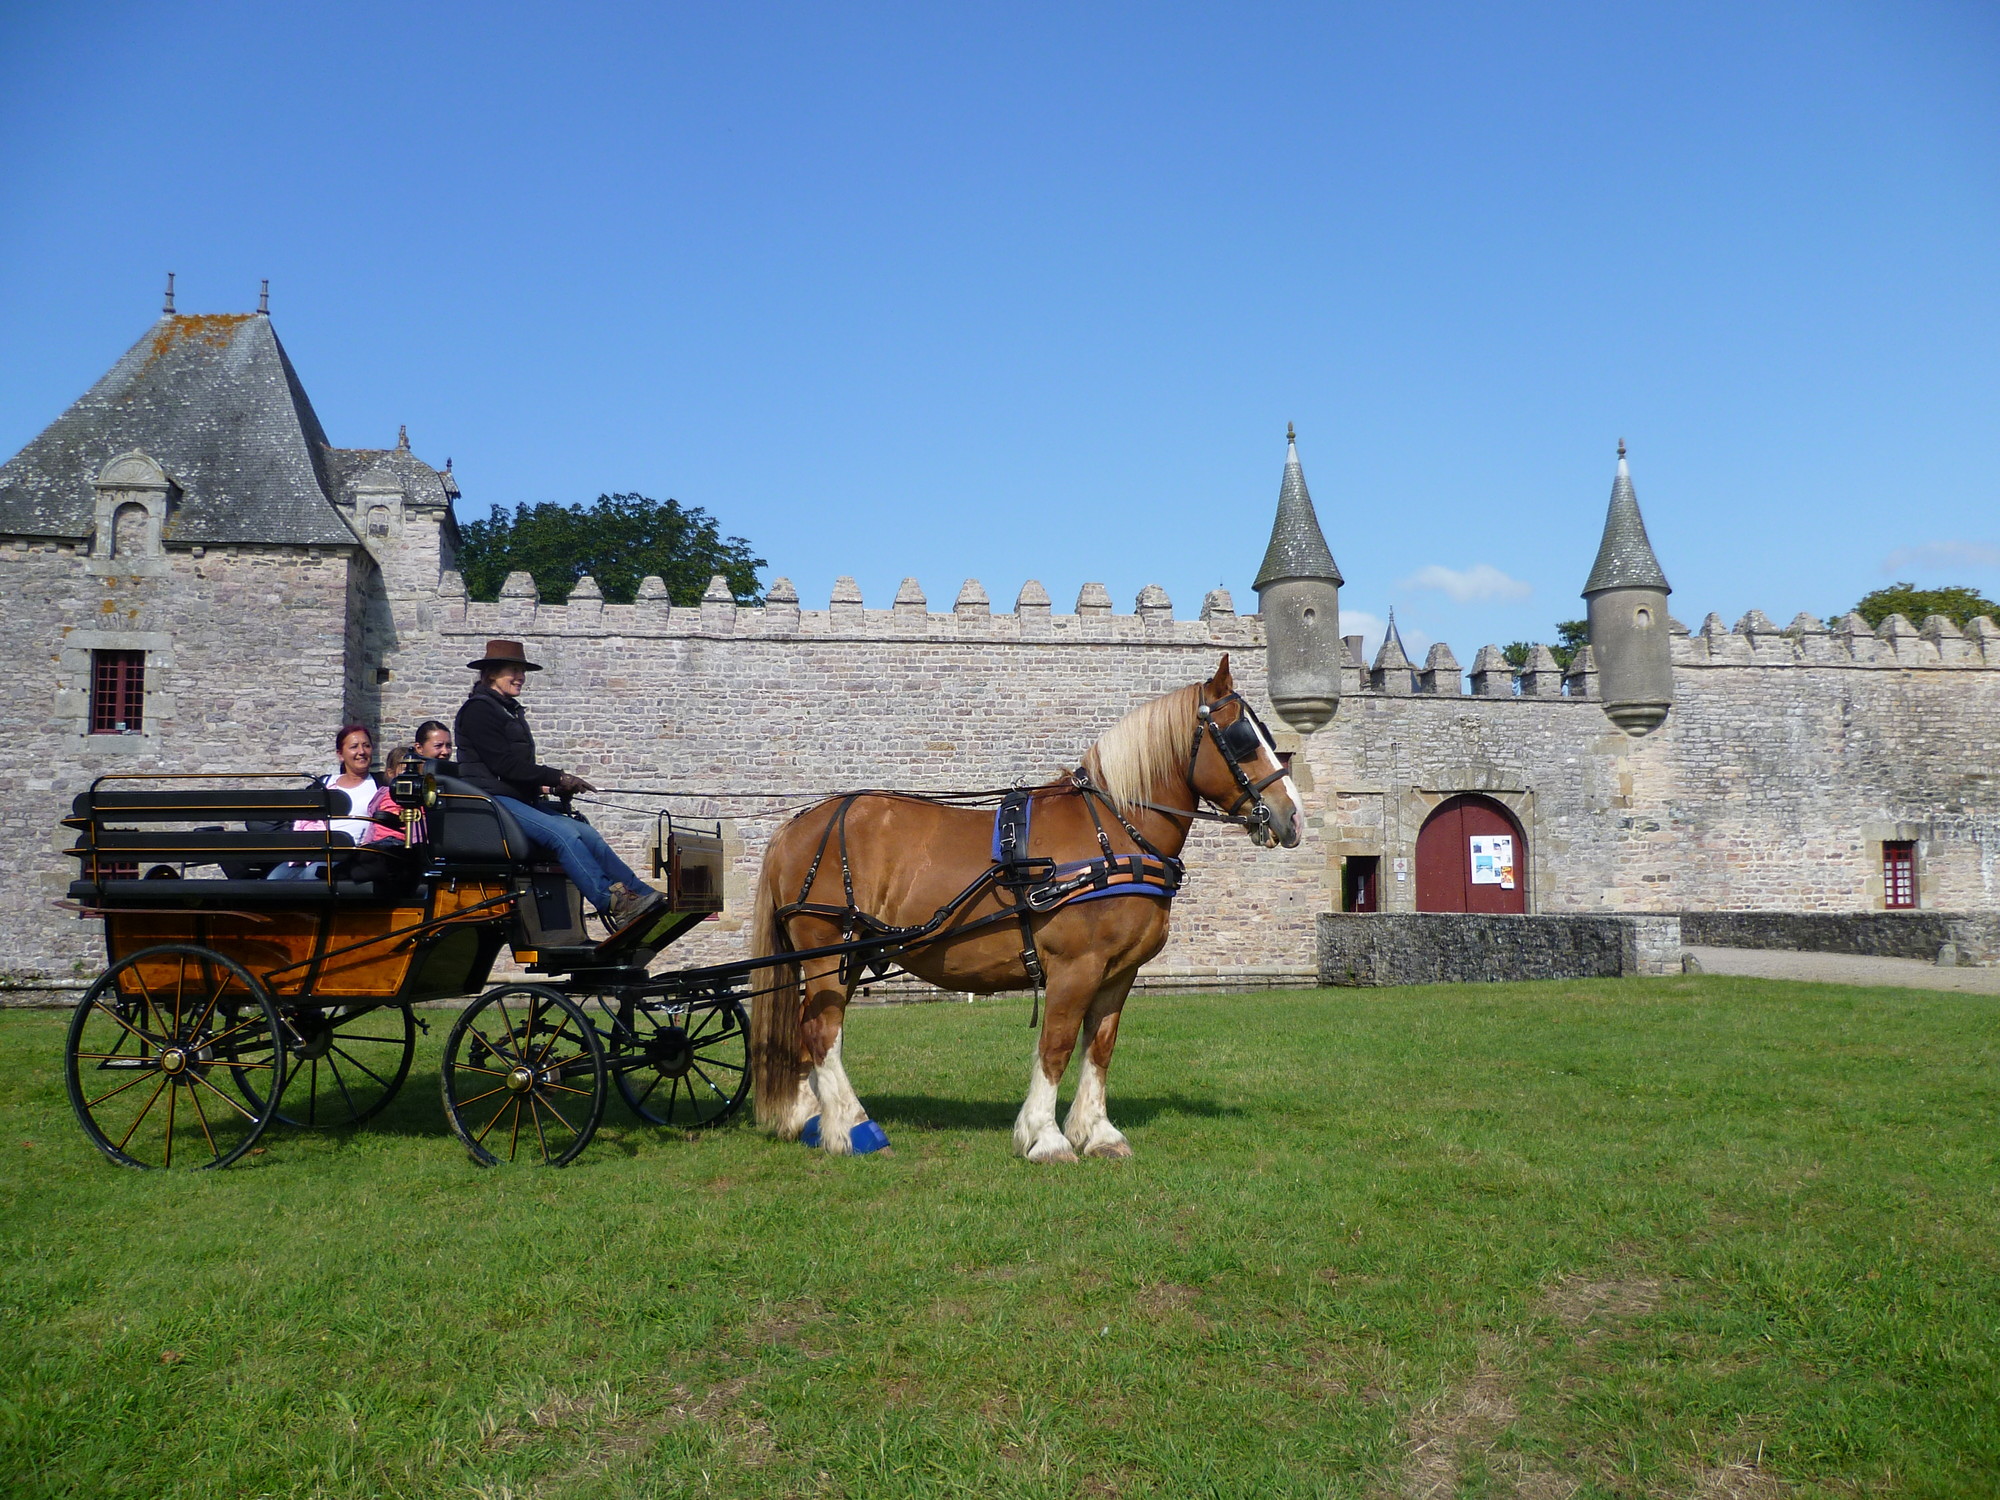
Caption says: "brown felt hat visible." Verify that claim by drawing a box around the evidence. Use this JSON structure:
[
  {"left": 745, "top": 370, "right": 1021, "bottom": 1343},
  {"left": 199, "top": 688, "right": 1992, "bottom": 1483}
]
[{"left": 466, "top": 639, "right": 543, "bottom": 672}]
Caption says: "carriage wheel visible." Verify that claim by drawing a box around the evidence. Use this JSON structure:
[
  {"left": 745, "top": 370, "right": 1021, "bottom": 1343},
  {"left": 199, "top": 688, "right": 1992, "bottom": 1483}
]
[
  {"left": 64, "top": 944, "right": 287, "bottom": 1170},
  {"left": 440, "top": 984, "right": 606, "bottom": 1166},
  {"left": 232, "top": 1004, "right": 417, "bottom": 1129},
  {"left": 594, "top": 990, "right": 751, "bottom": 1129}
]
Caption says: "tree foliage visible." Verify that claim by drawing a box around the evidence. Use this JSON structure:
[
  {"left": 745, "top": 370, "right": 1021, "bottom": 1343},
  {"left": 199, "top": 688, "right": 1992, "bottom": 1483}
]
[
  {"left": 456, "top": 493, "right": 766, "bottom": 606},
  {"left": 1502, "top": 621, "right": 1590, "bottom": 674},
  {"left": 1839, "top": 582, "right": 2000, "bottom": 631}
]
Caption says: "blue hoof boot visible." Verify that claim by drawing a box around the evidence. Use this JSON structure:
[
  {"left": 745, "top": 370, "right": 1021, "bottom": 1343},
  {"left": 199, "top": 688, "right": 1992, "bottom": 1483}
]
[
  {"left": 850, "top": 1120, "right": 891, "bottom": 1154},
  {"left": 799, "top": 1115, "right": 822, "bottom": 1148}
]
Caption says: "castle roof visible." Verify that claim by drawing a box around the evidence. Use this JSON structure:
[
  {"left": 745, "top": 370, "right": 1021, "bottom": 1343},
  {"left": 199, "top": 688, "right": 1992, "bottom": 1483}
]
[
  {"left": 1582, "top": 445, "right": 1670, "bottom": 595},
  {"left": 1253, "top": 427, "right": 1343, "bottom": 591},
  {"left": 0, "top": 312, "right": 359, "bottom": 546}
]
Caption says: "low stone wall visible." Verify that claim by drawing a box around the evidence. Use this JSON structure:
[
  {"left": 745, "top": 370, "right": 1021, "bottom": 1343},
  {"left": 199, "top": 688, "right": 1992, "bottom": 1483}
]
[
  {"left": 1679, "top": 911, "right": 2000, "bottom": 967},
  {"left": 1317, "top": 913, "right": 1683, "bottom": 987}
]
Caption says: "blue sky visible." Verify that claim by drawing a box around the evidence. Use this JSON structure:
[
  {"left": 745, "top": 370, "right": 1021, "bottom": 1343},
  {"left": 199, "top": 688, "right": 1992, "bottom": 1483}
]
[{"left": 3, "top": 2, "right": 1996, "bottom": 663}]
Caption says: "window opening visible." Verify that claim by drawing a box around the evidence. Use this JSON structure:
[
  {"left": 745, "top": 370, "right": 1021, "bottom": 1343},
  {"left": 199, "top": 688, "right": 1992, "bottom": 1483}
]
[
  {"left": 1883, "top": 841, "right": 1916, "bottom": 909},
  {"left": 89, "top": 650, "right": 146, "bottom": 734},
  {"left": 1342, "top": 855, "right": 1379, "bottom": 913}
]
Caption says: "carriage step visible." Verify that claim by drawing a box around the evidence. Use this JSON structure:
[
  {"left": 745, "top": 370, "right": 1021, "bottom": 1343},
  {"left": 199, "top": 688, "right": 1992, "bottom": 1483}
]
[{"left": 798, "top": 1116, "right": 890, "bottom": 1154}]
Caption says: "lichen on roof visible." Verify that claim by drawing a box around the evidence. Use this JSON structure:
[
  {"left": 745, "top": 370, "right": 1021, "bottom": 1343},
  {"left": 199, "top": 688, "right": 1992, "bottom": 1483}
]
[
  {"left": 1583, "top": 452, "right": 1670, "bottom": 595},
  {"left": 1253, "top": 432, "right": 1343, "bottom": 590},
  {"left": 0, "top": 312, "right": 355, "bottom": 546}
]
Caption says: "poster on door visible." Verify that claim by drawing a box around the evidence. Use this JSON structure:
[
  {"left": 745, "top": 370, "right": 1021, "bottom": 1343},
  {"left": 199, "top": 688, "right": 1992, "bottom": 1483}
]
[{"left": 1469, "top": 834, "right": 1515, "bottom": 889}]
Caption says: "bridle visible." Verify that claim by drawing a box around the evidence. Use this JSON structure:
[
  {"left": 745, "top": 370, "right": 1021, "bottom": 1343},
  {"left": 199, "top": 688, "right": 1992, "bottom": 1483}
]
[{"left": 1073, "top": 690, "right": 1293, "bottom": 842}]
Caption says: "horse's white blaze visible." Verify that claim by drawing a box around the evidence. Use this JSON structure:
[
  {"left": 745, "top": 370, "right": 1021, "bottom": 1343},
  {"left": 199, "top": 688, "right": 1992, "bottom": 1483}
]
[
  {"left": 1247, "top": 714, "right": 1300, "bottom": 821},
  {"left": 1012, "top": 1056, "right": 1074, "bottom": 1162},
  {"left": 809, "top": 1031, "right": 869, "bottom": 1154}
]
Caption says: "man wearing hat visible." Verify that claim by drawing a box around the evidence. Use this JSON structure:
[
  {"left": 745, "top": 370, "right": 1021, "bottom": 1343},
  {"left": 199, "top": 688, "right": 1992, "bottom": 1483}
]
[{"left": 454, "top": 639, "right": 666, "bottom": 930}]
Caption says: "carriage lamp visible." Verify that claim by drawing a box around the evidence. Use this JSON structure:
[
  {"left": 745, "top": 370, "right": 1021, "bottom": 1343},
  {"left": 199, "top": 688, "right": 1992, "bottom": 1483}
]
[{"left": 390, "top": 768, "right": 437, "bottom": 811}]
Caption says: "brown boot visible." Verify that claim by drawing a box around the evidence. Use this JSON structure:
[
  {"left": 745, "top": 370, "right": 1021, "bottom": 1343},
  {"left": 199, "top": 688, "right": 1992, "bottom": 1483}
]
[{"left": 606, "top": 881, "right": 668, "bottom": 929}]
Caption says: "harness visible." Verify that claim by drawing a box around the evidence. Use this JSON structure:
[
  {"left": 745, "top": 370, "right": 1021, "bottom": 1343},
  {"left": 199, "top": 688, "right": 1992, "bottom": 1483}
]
[{"left": 774, "top": 690, "right": 1287, "bottom": 1024}]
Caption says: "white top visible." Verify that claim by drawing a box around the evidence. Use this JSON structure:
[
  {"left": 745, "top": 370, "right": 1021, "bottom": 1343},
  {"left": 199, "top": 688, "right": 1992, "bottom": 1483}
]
[{"left": 326, "top": 774, "right": 380, "bottom": 846}]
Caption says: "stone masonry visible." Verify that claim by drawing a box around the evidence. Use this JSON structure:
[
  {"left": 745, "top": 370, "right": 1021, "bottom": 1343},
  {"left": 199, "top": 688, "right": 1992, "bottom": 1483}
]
[{"left": 5, "top": 306, "right": 2000, "bottom": 993}]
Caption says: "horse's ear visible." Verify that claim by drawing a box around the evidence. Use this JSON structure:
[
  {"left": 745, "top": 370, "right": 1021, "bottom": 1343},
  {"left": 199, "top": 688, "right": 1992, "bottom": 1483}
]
[{"left": 1208, "top": 654, "right": 1233, "bottom": 694}]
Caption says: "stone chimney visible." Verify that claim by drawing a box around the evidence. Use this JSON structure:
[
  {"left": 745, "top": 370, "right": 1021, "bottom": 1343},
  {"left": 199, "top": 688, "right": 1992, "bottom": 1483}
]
[
  {"left": 1252, "top": 424, "right": 1344, "bottom": 733},
  {"left": 1582, "top": 441, "right": 1673, "bottom": 736}
]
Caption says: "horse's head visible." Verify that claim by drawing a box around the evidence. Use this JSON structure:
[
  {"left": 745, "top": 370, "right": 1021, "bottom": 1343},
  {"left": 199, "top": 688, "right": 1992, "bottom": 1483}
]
[{"left": 1192, "top": 656, "right": 1301, "bottom": 849}]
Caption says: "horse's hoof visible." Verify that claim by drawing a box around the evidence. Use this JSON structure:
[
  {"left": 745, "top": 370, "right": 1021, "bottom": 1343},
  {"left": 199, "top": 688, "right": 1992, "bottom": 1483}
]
[
  {"left": 1083, "top": 1138, "right": 1133, "bottom": 1160},
  {"left": 1026, "top": 1137, "right": 1078, "bottom": 1164}
]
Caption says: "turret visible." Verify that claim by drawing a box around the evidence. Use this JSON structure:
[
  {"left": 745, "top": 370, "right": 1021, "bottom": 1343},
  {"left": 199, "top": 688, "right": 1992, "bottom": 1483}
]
[
  {"left": 1582, "top": 441, "right": 1673, "bottom": 735},
  {"left": 1253, "top": 424, "right": 1344, "bottom": 732}
]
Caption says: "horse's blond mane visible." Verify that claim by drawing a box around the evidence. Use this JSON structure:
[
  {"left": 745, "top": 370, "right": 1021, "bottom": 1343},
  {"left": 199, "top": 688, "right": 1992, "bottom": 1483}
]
[{"left": 1081, "top": 684, "right": 1199, "bottom": 813}]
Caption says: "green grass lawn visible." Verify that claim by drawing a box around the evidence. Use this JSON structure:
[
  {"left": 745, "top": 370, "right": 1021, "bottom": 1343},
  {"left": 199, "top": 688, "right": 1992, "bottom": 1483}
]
[{"left": 3, "top": 976, "right": 1997, "bottom": 1499}]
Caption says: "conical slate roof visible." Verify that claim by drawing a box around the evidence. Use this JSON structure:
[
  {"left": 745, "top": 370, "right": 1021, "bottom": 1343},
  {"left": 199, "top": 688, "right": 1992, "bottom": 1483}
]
[
  {"left": 0, "top": 312, "right": 356, "bottom": 545},
  {"left": 1253, "top": 427, "right": 1342, "bottom": 590},
  {"left": 1582, "top": 444, "right": 1670, "bottom": 595}
]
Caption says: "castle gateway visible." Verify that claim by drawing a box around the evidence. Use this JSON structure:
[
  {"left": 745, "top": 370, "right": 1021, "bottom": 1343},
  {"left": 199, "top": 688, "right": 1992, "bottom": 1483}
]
[{"left": 5, "top": 299, "right": 2000, "bottom": 992}]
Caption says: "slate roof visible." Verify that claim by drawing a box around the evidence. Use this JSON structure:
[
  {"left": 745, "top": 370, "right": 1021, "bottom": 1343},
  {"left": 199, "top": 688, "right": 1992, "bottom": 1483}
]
[
  {"left": 0, "top": 313, "right": 359, "bottom": 545},
  {"left": 1583, "top": 449, "right": 1670, "bottom": 595},
  {"left": 1253, "top": 430, "right": 1343, "bottom": 590}
]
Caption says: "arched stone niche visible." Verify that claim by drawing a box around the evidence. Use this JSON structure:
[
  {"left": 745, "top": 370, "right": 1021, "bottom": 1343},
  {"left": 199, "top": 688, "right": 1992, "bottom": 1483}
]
[
  {"left": 348, "top": 465, "right": 404, "bottom": 551},
  {"left": 90, "top": 450, "right": 174, "bottom": 575}
]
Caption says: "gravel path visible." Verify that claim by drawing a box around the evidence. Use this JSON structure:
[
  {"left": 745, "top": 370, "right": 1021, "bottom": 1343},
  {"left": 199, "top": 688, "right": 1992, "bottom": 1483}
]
[{"left": 1684, "top": 945, "right": 2000, "bottom": 994}]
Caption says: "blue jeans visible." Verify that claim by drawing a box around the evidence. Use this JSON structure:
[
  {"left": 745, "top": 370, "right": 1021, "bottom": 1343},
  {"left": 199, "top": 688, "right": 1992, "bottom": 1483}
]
[{"left": 497, "top": 797, "right": 646, "bottom": 914}]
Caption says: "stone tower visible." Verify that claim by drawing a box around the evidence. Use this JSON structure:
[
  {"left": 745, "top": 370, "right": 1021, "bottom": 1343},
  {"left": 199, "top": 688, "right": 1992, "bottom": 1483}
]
[
  {"left": 1253, "top": 424, "right": 1344, "bottom": 732},
  {"left": 1582, "top": 441, "right": 1673, "bottom": 735}
]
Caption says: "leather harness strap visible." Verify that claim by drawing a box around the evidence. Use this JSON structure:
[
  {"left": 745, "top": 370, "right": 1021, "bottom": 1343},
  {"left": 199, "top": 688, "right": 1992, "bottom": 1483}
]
[{"left": 774, "top": 690, "right": 1279, "bottom": 1020}]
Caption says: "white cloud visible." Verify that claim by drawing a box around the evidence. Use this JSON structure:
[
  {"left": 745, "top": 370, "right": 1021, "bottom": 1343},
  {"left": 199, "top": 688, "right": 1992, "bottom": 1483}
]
[
  {"left": 1399, "top": 562, "right": 1533, "bottom": 603},
  {"left": 1879, "top": 540, "right": 2000, "bottom": 574}
]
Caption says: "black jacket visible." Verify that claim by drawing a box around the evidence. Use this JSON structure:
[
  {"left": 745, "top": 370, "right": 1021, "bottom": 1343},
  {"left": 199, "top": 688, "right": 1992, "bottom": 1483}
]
[{"left": 454, "top": 686, "right": 562, "bottom": 803}]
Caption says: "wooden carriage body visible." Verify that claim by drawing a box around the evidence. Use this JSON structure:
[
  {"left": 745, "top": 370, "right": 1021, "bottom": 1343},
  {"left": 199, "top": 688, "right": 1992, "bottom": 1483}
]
[{"left": 60, "top": 772, "right": 738, "bottom": 1170}]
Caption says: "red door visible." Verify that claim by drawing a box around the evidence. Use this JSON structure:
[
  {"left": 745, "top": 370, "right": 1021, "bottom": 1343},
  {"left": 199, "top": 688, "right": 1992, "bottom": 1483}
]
[{"left": 1415, "top": 795, "right": 1526, "bottom": 913}]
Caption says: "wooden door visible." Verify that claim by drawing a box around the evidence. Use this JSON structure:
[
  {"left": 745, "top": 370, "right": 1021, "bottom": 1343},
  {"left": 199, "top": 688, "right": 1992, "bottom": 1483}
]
[{"left": 1414, "top": 795, "right": 1526, "bottom": 913}]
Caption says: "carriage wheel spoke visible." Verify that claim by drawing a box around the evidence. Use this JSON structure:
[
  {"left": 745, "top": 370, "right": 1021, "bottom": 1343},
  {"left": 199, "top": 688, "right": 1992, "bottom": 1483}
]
[
  {"left": 306, "top": 1057, "right": 319, "bottom": 1127},
  {"left": 190, "top": 1072, "right": 259, "bottom": 1122},
  {"left": 631, "top": 1071, "right": 666, "bottom": 1112},
  {"left": 203, "top": 1011, "right": 276, "bottom": 1052},
  {"left": 453, "top": 1081, "right": 514, "bottom": 1110},
  {"left": 163, "top": 1079, "right": 178, "bottom": 1169},
  {"left": 690, "top": 1062, "right": 730, "bottom": 1100},
  {"left": 85, "top": 1069, "right": 156, "bottom": 1110},
  {"left": 324, "top": 1051, "right": 360, "bottom": 1120},
  {"left": 185, "top": 1078, "right": 221, "bottom": 1159},
  {"left": 527, "top": 1095, "right": 555, "bottom": 1162},
  {"left": 472, "top": 1096, "right": 517, "bottom": 1146},
  {"left": 507, "top": 1095, "right": 525, "bottom": 1160},
  {"left": 328, "top": 1044, "right": 393, "bottom": 1093},
  {"left": 533, "top": 1088, "right": 581, "bottom": 1139},
  {"left": 115, "top": 1075, "right": 172, "bottom": 1152},
  {"left": 91, "top": 998, "right": 156, "bottom": 1050}
]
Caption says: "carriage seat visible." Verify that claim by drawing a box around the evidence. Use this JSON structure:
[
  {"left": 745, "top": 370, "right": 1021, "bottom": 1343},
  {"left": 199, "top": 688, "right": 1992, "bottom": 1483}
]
[{"left": 429, "top": 776, "right": 535, "bottom": 867}]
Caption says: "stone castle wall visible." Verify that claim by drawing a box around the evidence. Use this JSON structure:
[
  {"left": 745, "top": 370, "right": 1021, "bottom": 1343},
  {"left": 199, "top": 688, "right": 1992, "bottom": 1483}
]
[
  {"left": 2, "top": 537, "right": 369, "bottom": 984},
  {"left": 9, "top": 530, "right": 2000, "bottom": 990}
]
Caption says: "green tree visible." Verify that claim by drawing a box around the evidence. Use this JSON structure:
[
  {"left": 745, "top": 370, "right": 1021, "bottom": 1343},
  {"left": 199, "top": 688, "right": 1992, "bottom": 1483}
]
[
  {"left": 457, "top": 493, "right": 766, "bottom": 605},
  {"left": 1502, "top": 621, "right": 1589, "bottom": 674},
  {"left": 1839, "top": 582, "right": 2000, "bottom": 630}
]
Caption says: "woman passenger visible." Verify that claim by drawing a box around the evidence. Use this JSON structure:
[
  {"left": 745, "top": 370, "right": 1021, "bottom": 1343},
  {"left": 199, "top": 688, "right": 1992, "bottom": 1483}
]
[{"left": 269, "top": 724, "right": 380, "bottom": 880}]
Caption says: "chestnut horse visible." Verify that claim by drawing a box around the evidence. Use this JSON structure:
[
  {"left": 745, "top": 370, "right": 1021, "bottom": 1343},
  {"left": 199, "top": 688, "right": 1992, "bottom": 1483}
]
[{"left": 748, "top": 657, "right": 1301, "bottom": 1161}]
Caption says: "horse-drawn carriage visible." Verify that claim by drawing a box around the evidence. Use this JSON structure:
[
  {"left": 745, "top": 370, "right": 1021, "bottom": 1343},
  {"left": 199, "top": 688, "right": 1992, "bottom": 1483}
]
[
  {"left": 61, "top": 767, "right": 748, "bottom": 1168},
  {"left": 60, "top": 659, "right": 1304, "bottom": 1170}
]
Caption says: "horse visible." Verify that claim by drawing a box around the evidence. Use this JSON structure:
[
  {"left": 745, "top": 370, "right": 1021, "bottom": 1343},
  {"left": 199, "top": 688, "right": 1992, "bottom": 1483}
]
[{"left": 747, "top": 656, "right": 1302, "bottom": 1161}]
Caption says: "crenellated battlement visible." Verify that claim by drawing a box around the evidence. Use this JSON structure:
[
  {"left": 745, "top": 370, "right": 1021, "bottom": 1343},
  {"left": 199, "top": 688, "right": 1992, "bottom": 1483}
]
[{"left": 435, "top": 571, "right": 1263, "bottom": 648}]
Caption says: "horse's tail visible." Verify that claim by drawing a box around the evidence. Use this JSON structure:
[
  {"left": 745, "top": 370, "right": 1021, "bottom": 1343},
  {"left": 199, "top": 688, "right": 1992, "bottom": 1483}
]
[{"left": 748, "top": 850, "right": 805, "bottom": 1134}]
